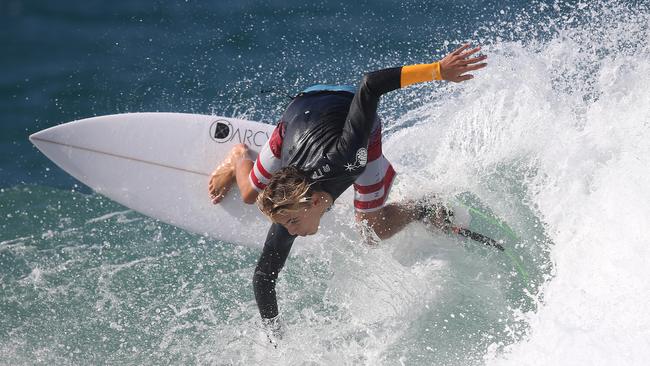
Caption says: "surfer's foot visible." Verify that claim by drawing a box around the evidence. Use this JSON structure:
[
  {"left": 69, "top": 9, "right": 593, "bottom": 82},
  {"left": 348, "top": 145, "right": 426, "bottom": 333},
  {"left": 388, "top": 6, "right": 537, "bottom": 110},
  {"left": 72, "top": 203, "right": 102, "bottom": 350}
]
[{"left": 208, "top": 144, "right": 249, "bottom": 204}]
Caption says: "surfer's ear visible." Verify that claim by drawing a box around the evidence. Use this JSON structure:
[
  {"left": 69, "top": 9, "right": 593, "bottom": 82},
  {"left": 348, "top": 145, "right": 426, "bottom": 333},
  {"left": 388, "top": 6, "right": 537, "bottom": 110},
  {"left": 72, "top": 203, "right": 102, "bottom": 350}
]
[{"left": 310, "top": 192, "right": 321, "bottom": 207}]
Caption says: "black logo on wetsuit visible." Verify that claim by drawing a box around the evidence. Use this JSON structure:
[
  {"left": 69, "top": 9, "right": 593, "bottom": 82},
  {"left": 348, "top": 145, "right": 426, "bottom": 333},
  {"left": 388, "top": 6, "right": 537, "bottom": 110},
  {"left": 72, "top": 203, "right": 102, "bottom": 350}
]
[{"left": 344, "top": 148, "right": 368, "bottom": 171}]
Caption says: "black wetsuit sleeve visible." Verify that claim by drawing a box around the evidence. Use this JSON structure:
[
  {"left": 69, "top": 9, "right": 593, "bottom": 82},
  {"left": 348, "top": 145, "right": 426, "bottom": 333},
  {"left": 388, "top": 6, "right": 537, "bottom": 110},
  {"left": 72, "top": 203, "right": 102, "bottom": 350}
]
[
  {"left": 252, "top": 223, "right": 297, "bottom": 319},
  {"left": 336, "top": 67, "right": 402, "bottom": 154}
]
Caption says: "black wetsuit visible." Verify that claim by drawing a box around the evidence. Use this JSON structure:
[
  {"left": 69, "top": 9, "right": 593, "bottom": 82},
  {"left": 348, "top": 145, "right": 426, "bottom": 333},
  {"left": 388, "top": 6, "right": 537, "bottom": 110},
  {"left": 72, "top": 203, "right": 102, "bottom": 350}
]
[{"left": 253, "top": 67, "right": 403, "bottom": 319}]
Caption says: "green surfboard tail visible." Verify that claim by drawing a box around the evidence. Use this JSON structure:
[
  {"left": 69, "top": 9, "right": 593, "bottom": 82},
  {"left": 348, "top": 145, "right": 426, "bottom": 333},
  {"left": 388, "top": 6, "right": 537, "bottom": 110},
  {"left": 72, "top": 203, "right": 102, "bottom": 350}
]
[{"left": 450, "top": 193, "right": 530, "bottom": 287}]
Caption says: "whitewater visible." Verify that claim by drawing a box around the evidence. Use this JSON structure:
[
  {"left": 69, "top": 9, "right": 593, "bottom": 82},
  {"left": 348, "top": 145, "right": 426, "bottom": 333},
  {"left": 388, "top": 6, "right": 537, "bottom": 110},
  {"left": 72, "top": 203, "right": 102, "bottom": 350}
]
[{"left": 485, "top": 2, "right": 650, "bottom": 365}]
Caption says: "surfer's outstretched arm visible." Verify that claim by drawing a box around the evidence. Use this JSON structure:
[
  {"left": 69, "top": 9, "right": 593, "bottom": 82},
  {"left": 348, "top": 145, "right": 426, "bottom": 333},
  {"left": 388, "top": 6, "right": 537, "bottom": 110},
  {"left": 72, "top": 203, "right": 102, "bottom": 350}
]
[{"left": 336, "top": 44, "right": 487, "bottom": 156}]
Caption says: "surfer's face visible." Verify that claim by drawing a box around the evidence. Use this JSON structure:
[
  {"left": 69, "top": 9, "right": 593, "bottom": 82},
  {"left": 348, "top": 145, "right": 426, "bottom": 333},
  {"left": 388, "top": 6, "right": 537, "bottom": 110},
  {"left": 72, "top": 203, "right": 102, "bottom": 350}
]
[
  {"left": 275, "top": 204, "right": 323, "bottom": 236},
  {"left": 273, "top": 192, "right": 330, "bottom": 237}
]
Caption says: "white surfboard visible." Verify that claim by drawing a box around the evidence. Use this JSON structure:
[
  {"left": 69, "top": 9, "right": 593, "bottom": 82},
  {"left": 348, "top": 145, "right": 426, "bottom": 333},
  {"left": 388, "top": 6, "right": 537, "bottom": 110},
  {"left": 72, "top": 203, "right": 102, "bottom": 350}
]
[{"left": 29, "top": 113, "right": 356, "bottom": 248}]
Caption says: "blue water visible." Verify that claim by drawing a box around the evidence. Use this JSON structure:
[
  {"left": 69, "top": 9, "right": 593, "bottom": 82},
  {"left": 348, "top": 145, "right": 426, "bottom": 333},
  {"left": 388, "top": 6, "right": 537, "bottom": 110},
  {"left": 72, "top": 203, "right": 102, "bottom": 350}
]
[
  {"left": 2, "top": 1, "right": 649, "bottom": 365},
  {"left": 1, "top": 0, "right": 530, "bottom": 187}
]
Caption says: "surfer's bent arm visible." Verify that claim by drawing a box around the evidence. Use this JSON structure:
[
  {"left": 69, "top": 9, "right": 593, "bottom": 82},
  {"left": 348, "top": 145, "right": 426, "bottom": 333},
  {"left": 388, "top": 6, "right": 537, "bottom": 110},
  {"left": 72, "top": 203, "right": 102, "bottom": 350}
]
[
  {"left": 248, "top": 122, "right": 285, "bottom": 196},
  {"left": 253, "top": 222, "right": 296, "bottom": 319}
]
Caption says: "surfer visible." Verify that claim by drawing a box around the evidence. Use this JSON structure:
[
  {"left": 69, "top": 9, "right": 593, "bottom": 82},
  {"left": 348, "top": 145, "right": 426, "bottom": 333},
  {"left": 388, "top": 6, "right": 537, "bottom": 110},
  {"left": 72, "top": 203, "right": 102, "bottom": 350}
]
[{"left": 208, "top": 44, "right": 487, "bottom": 337}]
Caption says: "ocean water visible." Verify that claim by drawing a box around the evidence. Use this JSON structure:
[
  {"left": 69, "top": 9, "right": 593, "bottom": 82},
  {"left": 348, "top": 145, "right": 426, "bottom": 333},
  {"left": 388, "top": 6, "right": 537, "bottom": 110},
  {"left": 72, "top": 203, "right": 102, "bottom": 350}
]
[{"left": 1, "top": 0, "right": 649, "bottom": 365}]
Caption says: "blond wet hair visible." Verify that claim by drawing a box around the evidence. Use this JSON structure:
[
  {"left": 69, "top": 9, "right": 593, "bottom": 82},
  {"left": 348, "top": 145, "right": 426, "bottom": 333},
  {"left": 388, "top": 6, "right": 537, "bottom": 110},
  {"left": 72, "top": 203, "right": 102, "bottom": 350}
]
[{"left": 256, "top": 166, "right": 315, "bottom": 222}]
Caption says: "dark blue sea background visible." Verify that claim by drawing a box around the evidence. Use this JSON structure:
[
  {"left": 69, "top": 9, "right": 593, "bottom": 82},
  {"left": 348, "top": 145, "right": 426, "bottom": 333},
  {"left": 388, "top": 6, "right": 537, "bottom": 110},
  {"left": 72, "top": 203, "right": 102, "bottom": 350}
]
[{"left": 1, "top": 0, "right": 537, "bottom": 188}]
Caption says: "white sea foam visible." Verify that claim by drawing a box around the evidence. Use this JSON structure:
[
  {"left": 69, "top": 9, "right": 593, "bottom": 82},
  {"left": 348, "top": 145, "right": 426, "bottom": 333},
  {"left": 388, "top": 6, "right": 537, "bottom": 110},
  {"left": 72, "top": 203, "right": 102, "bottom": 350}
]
[
  {"left": 485, "top": 56, "right": 650, "bottom": 366},
  {"left": 373, "top": 2, "right": 650, "bottom": 364}
]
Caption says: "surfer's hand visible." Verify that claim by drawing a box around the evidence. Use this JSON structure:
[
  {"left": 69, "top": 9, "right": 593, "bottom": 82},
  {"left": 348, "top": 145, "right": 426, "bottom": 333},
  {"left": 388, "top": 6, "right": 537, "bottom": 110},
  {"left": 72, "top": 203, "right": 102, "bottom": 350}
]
[
  {"left": 208, "top": 164, "right": 234, "bottom": 204},
  {"left": 262, "top": 315, "right": 284, "bottom": 348},
  {"left": 208, "top": 144, "right": 249, "bottom": 204},
  {"left": 439, "top": 43, "right": 487, "bottom": 82}
]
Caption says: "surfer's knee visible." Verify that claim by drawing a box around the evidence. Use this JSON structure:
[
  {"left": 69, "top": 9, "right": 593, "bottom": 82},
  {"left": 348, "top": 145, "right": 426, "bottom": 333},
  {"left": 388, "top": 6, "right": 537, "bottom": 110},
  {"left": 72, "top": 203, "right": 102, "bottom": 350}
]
[{"left": 355, "top": 210, "right": 391, "bottom": 240}]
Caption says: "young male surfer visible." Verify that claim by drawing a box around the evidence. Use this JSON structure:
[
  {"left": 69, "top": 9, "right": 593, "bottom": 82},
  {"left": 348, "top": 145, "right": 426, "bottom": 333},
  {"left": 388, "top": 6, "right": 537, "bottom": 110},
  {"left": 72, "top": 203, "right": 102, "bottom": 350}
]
[{"left": 208, "top": 44, "right": 487, "bottom": 337}]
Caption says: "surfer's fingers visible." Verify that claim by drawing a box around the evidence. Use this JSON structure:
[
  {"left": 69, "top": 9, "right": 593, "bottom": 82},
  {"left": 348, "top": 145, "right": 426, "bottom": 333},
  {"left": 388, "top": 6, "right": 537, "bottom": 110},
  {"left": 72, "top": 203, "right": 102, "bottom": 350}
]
[
  {"left": 451, "top": 43, "right": 471, "bottom": 56},
  {"left": 453, "top": 74, "right": 475, "bottom": 82},
  {"left": 464, "top": 62, "right": 488, "bottom": 71},
  {"left": 457, "top": 46, "right": 482, "bottom": 60},
  {"left": 211, "top": 192, "right": 224, "bottom": 204},
  {"left": 460, "top": 54, "right": 487, "bottom": 65},
  {"left": 208, "top": 180, "right": 218, "bottom": 194},
  {"left": 210, "top": 183, "right": 232, "bottom": 204},
  {"left": 209, "top": 184, "right": 223, "bottom": 203}
]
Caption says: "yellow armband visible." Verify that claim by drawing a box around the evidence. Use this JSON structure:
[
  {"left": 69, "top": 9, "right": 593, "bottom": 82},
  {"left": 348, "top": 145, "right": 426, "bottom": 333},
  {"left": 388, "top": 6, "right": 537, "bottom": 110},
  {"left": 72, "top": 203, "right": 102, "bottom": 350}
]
[{"left": 400, "top": 62, "right": 442, "bottom": 88}]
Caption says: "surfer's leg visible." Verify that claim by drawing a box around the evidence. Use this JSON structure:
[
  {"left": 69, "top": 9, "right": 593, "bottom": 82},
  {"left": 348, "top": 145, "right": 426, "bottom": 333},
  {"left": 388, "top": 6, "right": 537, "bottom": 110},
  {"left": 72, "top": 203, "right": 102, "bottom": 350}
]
[
  {"left": 355, "top": 199, "right": 456, "bottom": 241},
  {"left": 352, "top": 118, "right": 406, "bottom": 241},
  {"left": 356, "top": 203, "right": 419, "bottom": 241},
  {"left": 351, "top": 118, "right": 438, "bottom": 241},
  {"left": 208, "top": 143, "right": 256, "bottom": 204},
  {"left": 352, "top": 130, "right": 413, "bottom": 240}
]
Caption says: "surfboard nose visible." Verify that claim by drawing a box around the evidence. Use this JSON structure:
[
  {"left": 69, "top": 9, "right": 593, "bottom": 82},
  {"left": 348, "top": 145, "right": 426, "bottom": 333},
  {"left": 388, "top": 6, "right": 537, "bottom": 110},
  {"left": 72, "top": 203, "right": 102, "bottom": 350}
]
[
  {"left": 30, "top": 126, "right": 58, "bottom": 153},
  {"left": 29, "top": 132, "right": 38, "bottom": 147}
]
